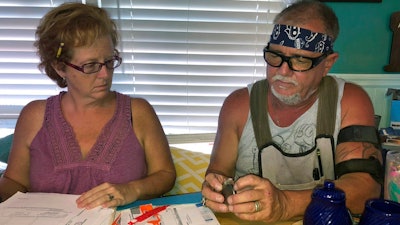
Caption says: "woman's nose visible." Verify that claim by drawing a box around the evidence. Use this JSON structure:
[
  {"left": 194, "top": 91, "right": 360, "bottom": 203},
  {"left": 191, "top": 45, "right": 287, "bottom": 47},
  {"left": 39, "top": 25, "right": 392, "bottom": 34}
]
[{"left": 96, "top": 65, "right": 110, "bottom": 78}]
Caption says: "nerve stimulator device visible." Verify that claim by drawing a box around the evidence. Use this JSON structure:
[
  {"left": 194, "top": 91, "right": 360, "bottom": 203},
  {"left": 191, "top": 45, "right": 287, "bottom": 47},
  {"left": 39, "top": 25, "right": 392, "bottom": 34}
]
[{"left": 221, "top": 178, "right": 235, "bottom": 204}]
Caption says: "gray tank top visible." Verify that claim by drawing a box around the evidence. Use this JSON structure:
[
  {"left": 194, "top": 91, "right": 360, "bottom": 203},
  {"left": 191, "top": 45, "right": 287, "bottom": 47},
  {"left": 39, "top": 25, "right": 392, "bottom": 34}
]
[{"left": 235, "top": 76, "right": 345, "bottom": 183}]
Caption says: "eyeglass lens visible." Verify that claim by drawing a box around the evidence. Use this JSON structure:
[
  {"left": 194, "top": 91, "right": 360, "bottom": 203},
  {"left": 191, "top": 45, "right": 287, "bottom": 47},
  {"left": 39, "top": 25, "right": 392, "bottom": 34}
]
[
  {"left": 82, "top": 57, "right": 121, "bottom": 74},
  {"left": 264, "top": 51, "right": 314, "bottom": 72}
]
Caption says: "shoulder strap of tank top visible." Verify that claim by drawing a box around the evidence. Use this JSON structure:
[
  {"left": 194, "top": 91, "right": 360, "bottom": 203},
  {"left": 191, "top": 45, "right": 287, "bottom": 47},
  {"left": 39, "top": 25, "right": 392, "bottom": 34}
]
[
  {"left": 250, "top": 76, "right": 338, "bottom": 149},
  {"left": 316, "top": 76, "right": 338, "bottom": 136},
  {"left": 250, "top": 79, "right": 271, "bottom": 149}
]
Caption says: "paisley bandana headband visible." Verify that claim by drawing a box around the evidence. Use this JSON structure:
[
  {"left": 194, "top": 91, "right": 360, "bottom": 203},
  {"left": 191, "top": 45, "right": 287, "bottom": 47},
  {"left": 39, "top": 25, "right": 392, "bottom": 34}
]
[{"left": 269, "top": 24, "right": 333, "bottom": 53}]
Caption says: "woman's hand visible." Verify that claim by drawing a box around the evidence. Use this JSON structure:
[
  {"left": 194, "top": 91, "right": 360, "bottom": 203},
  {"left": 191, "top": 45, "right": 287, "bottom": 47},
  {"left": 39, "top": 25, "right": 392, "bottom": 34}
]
[
  {"left": 76, "top": 182, "right": 134, "bottom": 209},
  {"left": 228, "top": 174, "right": 289, "bottom": 223}
]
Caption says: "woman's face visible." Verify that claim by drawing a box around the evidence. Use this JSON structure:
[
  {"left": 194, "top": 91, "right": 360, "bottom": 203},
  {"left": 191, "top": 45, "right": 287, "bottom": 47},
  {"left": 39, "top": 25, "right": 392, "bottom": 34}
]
[{"left": 59, "top": 35, "right": 117, "bottom": 100}]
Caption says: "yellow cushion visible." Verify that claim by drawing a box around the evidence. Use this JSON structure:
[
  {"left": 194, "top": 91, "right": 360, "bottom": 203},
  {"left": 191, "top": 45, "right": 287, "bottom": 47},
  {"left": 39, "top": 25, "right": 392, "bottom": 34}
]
[{"left": 165, "top": 147, "right": 210, "bottom": 195}]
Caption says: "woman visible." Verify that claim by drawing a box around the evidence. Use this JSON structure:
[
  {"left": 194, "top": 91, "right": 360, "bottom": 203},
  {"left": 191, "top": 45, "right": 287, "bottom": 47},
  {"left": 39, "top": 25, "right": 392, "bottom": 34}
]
[{"left": 0, "top": 2, "right": 176, "bottom": 209}]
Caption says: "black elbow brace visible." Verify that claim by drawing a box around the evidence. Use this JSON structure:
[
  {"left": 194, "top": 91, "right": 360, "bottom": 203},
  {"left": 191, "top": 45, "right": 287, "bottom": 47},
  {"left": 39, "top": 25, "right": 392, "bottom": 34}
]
[
  {"left": 336, "top": 125, "right": 384, "bottom": 185},
  {"left": 335, "top": 157, "right": 384, "bottom": 185},
  {"left": 337, "top": 125, "right": 380, "bottom": 147}
]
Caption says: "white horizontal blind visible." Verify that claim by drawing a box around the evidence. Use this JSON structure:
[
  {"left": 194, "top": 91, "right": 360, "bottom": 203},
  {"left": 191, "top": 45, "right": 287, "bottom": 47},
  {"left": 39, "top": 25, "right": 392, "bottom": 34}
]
[
  {"left": 0, "top": 0, "right": 72, "bottom": 136},
  {"left": 0, "top": 0, "right": 285, "bottom": 136}
]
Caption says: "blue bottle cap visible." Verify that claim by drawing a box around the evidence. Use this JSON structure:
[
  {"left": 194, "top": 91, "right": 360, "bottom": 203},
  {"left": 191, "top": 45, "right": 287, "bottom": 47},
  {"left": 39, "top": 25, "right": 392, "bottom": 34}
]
[{"left": 312, "top": 180, "right": 346, "bottom": 203}]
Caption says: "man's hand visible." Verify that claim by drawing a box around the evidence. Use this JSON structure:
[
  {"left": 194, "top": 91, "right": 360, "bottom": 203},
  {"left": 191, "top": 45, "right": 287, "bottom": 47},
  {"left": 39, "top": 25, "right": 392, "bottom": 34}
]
[
  {"left": 201, "top": 173, "right": 231, "bottom": 212},
  {"left": 227, "top": 174, "right": 290, "bottom": 223}
]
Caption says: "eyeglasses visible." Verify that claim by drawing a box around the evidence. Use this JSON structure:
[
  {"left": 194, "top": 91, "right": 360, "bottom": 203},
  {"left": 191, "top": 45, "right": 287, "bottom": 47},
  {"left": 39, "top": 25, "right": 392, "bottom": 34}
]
[
  {"left": 263, "top": 45, "right": 332, "bottom": 72},
  {"left": 63, "top": 55, "right": 122, "bottom": 74}
]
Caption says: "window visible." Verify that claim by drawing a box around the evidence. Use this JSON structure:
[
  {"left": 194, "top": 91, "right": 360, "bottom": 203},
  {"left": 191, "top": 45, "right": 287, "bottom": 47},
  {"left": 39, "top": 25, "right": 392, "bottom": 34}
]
[{"left": 0, "top": 0, "right": 285, "bottom": 137}]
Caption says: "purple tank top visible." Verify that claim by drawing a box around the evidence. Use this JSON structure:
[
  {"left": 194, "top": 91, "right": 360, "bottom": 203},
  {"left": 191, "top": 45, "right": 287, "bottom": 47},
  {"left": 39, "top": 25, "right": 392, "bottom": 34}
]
[{"left": 29, "top": 92, "right": 147, "bottom": 194}]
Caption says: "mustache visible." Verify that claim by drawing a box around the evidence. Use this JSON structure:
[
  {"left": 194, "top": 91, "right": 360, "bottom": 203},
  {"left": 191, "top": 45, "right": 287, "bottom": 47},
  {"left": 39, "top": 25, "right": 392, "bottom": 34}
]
[{"left": 271, "top": 74, "right": 298, "bottom": 86}]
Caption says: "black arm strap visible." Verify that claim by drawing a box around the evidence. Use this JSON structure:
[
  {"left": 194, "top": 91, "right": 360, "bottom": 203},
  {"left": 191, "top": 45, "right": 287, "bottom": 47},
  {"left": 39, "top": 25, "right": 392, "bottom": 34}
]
[
  {"left": 335, "top": 157, "right": 384, "bottom": 185},
  {"left": 337, "top": 125, "right": 380, "bottom": 147}
]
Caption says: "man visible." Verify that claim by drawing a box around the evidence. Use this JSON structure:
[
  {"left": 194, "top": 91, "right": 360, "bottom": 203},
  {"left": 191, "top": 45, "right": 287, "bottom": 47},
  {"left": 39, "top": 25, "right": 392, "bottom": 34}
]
[{"left": 201, "top": 0, "right": 383, "bottom": 223}]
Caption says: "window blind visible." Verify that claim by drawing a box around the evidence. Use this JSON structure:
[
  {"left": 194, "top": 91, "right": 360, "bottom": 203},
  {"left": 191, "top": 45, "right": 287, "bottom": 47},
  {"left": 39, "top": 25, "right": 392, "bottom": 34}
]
[{"left": 0, "top": 0, "right": 285, "bottom": 136}]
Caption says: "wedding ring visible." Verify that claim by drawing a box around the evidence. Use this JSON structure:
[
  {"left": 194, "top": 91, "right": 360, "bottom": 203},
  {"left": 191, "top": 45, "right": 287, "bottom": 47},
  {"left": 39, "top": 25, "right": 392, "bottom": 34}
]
[
  {"left": 254, "top": 200, "right": 261, "bottom": 212},
  {"left": 108, "top": 194, "right": 114, "bottom": 201},
  {"left": 201, "top": 196, "right": 207, "bottom": 206}
]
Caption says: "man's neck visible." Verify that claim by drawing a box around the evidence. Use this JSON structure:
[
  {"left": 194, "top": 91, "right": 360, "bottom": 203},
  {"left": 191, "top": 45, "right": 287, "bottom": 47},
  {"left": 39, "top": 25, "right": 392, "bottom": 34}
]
[{"left": 268, "top": 91, "right": 318, "bottom": 127}]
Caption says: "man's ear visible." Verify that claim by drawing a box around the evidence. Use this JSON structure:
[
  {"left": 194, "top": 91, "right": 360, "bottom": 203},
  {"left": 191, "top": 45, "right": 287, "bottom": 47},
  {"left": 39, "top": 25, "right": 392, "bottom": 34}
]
[{"left": 323, "top": 52, "right": 339, "bottom": 73}]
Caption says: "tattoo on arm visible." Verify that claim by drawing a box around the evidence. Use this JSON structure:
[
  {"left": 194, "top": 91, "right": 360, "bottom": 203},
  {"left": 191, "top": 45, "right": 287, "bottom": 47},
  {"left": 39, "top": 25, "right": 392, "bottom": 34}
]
[
  {"left": 336, "top": 142, "right": 381, "bottom": 162},
  {"left": 361, "top": 142, "right": 381, "bottom": 159}
]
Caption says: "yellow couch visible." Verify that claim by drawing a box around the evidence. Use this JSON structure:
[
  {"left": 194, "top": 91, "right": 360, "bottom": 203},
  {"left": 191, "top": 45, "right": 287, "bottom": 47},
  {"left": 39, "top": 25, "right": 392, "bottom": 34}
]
[{"left": 165, "top": 147, "right": 210, "bottom": 195}]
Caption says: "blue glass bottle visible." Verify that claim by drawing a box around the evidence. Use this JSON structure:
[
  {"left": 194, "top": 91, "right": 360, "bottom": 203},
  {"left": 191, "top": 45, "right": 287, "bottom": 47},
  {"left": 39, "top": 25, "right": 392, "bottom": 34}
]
[{"left": 303, "top": 180, "right": 353, "bottom": 225}]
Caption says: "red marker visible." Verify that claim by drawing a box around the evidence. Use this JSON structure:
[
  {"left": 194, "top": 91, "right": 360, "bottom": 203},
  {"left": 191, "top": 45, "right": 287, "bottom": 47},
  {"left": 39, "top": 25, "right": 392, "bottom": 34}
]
[
  {"left": 111, "top": 213, "right": 121, "bottom": 225},
  {"left": 128, "top": 205, "right": 169, "bottom": 225}
]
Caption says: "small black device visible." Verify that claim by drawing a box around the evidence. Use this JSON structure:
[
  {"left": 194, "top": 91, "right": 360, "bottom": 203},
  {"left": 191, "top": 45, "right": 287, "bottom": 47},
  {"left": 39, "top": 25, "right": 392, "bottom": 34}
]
[{"left": 221, "top": 178, "right": 235, "bottom": 204}]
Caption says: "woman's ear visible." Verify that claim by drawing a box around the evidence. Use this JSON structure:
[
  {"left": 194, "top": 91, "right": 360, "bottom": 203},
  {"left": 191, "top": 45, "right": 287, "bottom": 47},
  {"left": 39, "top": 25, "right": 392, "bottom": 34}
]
[{"left": 51, "top": 61, "right": 66, "bottom": 77}]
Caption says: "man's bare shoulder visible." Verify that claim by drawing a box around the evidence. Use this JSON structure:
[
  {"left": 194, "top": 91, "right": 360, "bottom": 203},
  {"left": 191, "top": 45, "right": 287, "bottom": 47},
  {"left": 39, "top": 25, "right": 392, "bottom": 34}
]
[
  {"left": 341, "top": 82, "right": 375, "bottom": 127},
  {"left": 218, "top": 87, "right": 250, "bottom": 133},
  {"left": 222, "top": 87, "right": 250, "bottom": 109},
  {"left": 342, "top": 82, "right": 373, "bottom": 107},
  {"left": 343, "top": 82, "right": 370, "bottom": 96}
]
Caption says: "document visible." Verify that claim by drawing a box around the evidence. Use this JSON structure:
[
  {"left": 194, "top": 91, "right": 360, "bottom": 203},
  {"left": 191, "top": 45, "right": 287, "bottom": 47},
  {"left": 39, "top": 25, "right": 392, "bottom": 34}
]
[
  {"left": 0, "top": 191, "right": 114, "bottom": 225},
  {"left": 117, "top": 203, "right": 220, "bottom": 225}
]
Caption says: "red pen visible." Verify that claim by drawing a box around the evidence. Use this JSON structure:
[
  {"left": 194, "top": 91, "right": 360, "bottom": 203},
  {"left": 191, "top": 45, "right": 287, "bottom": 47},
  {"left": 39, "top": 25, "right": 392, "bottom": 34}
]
[
  {"left": 128, "top": 205, "right": 169, "bottom": 225},
  {"left": 111, "top": 212, "right": 121, "bottom": 225}
]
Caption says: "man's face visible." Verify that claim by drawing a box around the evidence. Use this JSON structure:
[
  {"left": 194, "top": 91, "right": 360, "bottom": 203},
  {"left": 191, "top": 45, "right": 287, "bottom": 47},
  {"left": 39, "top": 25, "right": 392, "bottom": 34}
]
[
  {"left": 266, "top": 43, "right": 333, "bottom": 106},
  {"left": 265, "top": 20, "right": 338, "bottom": 105}
]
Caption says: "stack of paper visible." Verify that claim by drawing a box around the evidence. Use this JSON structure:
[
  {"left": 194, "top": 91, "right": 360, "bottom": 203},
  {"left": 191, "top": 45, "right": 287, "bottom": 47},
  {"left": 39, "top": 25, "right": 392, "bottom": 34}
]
[
  {"left": 386, "top": 135, "right": 400, "bottom": 145},
  {"left": 0, "top": 192, "right": 114, "bottom": 225},
  {"left": 117, "top": 203, "right": 220, "bottom": 225}
]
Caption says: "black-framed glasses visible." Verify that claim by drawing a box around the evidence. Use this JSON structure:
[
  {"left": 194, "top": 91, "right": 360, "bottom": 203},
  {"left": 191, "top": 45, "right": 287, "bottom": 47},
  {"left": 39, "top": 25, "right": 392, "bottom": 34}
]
[
  {"left": 263, "top": 45, "right": 332, "bottom": 72},
  {"left": 63, "top": 55, "right": 122, "bottom": 74}
]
